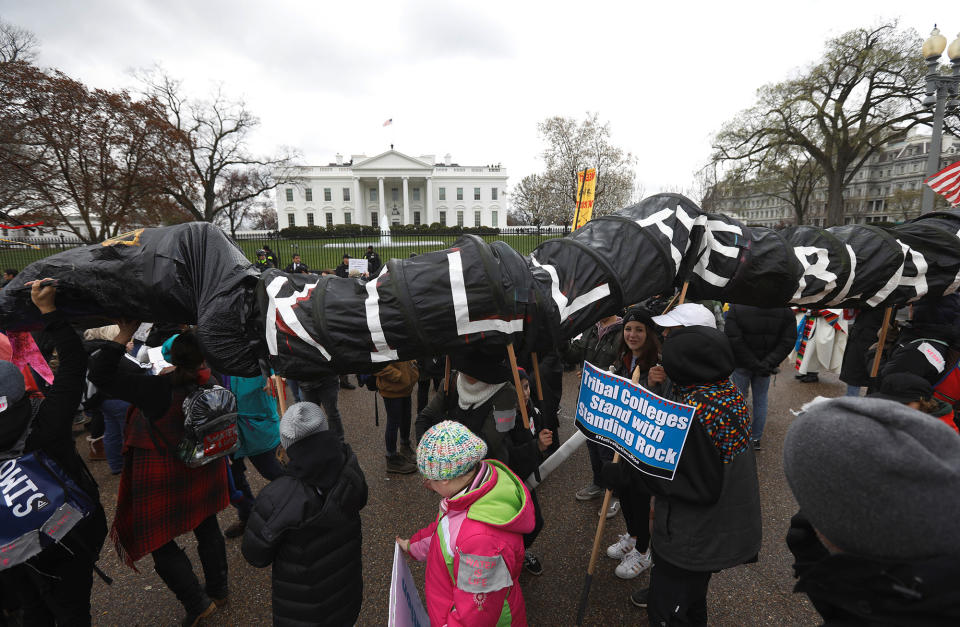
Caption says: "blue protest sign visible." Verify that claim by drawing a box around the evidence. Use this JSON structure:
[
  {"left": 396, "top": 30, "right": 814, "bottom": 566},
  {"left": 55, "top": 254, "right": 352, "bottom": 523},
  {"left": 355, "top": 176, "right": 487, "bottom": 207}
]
[{"left": 574, "top": 361, "right": 696, "bottom": 480}]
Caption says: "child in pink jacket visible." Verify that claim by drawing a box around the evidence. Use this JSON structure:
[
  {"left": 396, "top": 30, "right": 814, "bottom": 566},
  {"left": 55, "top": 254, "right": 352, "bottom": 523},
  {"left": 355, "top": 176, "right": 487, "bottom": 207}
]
[{"left": 397, "top": 420, "right": 535, "bottom": 626}]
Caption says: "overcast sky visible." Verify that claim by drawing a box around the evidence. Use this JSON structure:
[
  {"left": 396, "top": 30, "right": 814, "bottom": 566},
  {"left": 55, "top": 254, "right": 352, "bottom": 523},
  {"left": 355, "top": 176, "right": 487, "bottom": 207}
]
[{"left": 1, "top": 0, "right": 944, "bottom": 202}]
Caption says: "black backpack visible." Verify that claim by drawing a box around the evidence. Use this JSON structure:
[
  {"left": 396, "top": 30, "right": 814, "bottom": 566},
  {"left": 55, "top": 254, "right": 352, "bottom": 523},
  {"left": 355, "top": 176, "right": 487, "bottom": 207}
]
[{"left": 176, "top": 385, "right": 240, "bottom": 468}]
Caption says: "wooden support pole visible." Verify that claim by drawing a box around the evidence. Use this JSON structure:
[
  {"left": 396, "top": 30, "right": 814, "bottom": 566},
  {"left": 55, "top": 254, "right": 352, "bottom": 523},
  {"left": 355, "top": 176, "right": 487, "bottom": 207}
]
[
  {"left": 272, "top": 374, "right": 288, "bottom": 417},
  {"left": 575, "top": 365, "right": 643, "bottom": 625},
  {"left": 870, "top": 306, "right": 895, "bottom": 378},
  {"left": 506, "top": 343, "right": 531, "bottom": 430},
  {"left": 530, "top": 351, "right": 545, "bottom": 402}
]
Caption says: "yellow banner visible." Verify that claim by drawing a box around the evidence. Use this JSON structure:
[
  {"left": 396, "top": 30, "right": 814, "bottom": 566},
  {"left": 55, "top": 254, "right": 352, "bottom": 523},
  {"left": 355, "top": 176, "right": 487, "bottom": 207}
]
[{"left": 574, "top": 168, "right": 596, "bottom": 230}]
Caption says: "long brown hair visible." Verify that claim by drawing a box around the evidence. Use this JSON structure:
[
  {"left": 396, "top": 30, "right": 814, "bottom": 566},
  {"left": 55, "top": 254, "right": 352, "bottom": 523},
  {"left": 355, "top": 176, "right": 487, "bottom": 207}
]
[{"left": 620, "top": 321, "right": 661, "bottom": 374}]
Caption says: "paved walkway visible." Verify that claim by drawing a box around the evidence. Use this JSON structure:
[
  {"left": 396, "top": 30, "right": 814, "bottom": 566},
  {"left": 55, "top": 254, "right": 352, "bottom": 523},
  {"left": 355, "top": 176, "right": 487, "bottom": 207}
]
[{"left": 87, "top": 362, "right": 836, "bottom": 625}]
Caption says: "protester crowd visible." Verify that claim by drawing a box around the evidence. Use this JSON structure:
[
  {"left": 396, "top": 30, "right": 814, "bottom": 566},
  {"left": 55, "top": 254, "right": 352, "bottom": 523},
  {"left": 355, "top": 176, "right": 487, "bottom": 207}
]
[{"left": 1, "top": 256, "right": 959, "bottom": 626}]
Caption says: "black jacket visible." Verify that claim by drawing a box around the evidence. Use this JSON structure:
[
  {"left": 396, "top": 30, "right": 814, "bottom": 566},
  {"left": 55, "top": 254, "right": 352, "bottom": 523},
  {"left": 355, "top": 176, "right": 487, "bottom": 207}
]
[
  {"left": 242, "top": 431, "right": 367, "bottom": 627},
  {"left": 787, "top": 512, "right": 960, "bottom": 626},
  {"left": 284, "top": 261, "right": 310, "bottom": 274},
  {"left": 334, "top": 263, "right": 349, "bottom": 278},
  {"left": 605, "top": 326, "right": 762, "bottom": 572},
  {"left": 839, "top": 308, "right": 886, "bottom": 387},
  {"left": 563, "top": 320, "right": 623, "bottom": 370},
  {"left": 0, "top": 311, "right": 107, "bottom": 574},
  {"left": 724, "top": 305, "right": 796, "bottom": 373},
  {"left": 364, "top": 250, "right": 382, "bottom": 275}
]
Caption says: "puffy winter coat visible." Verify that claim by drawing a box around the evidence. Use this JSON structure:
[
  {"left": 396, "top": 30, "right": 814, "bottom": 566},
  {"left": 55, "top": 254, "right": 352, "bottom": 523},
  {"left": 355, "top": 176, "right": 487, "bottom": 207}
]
[
  {"left": 563, "top": 318, "right": 623, "bottom": 370},
  {"left": 408, "top": 459, "right": 534, "bottom": 626},
  {"left": 242, "top": 431, "right": 368, "bottom": 627},
  {"left": 724, "top": 304, "right": 796, "bottom": 373}
]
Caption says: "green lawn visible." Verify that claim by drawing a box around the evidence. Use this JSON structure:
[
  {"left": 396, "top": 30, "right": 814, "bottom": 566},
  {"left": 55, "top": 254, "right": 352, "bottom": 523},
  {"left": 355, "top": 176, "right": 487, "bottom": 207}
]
[{"left": 0, "top": 232, "right": 566, "bottom": 274}]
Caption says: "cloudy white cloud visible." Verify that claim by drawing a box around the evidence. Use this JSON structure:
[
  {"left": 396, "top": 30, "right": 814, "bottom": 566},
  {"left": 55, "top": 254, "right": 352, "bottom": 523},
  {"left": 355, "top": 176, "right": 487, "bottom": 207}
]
[{"left": 0, "top": 0, "right": 940, "bottom": 202}]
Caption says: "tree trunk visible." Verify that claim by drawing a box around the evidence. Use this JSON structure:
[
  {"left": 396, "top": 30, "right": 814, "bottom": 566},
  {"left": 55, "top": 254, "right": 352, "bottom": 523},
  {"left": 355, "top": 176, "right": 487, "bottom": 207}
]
[{"left": 825, "top": 174, "right": 845, "bottom": 226}]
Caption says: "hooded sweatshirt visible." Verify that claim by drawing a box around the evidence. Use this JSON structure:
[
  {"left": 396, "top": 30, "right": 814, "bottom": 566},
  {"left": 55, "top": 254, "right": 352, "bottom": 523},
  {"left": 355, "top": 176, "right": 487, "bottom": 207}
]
[{"left": 409, "top": 459, "right": 535, "bottom": 627}]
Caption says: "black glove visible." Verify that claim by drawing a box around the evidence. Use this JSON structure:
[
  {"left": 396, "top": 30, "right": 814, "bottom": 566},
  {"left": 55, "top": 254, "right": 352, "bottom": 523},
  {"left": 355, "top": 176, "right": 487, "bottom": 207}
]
[{"left": 600, "top": 460, "right": 628, "bottom": 492}]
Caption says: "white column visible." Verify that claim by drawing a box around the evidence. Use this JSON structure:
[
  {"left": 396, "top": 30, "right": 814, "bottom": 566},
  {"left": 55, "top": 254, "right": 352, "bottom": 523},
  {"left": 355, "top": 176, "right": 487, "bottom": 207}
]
[
  {"left": 402, "top": 177, "right": 409, "bottom": 225},
  {"left": 377, "top": 177, "right": 385, "bottom": 226},
  {"left": 353, "top": 178, "right": 362, "bottom": 223},
  {"left": 426, "top": 177, "right": 433, "bottom": 225}
]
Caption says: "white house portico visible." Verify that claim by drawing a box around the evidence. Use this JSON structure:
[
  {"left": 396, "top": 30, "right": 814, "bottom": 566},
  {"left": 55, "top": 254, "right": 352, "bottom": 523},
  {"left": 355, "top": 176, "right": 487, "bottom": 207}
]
[{"left": 276, "top": 149, "right": 508, "bottom": 229}]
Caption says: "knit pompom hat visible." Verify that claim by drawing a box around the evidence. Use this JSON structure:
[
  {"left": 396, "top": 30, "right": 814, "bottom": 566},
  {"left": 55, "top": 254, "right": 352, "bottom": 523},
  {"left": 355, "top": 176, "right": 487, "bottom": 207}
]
[{"left": 417, "top": 421, "right": 488, "bottom": 480}]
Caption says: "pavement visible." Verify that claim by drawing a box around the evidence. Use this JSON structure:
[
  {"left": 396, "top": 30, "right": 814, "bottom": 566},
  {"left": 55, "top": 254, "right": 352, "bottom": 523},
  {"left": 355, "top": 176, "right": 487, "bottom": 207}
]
[{"left": 83, "top": 362, "right": 840, "bottom": 626}]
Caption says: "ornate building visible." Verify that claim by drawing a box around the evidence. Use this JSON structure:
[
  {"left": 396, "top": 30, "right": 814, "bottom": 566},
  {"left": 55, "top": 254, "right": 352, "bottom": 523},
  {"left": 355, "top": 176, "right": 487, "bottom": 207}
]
[
  {"left": 275, "top": 149, "right": 508, "bottom": 229},
  {"left": 716, "top": 129, "right": 960, "bottom": 227}
]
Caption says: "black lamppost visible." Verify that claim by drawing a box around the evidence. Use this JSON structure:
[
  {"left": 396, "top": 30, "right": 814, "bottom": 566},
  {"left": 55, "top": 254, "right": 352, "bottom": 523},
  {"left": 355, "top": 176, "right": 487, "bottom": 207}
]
[{"left": 920, "top": 26, "right": 960, "bottom": 213}]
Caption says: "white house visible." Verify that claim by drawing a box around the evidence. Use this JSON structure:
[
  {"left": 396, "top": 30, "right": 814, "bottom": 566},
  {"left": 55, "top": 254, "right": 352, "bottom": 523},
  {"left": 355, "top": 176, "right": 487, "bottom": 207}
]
[{"left": 275, "top": 149, "right": 508, "bottom": 229}]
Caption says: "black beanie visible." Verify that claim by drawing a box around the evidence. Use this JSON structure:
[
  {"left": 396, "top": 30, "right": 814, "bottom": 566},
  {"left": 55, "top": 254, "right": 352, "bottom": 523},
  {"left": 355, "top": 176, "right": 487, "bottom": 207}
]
[{"left": 662, "top": 326, "right": 735, "bottom": 385}]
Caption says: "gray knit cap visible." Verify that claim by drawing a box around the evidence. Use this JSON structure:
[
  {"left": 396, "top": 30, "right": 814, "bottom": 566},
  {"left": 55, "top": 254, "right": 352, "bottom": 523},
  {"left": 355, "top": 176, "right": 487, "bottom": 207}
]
[
  {"left": 0, "top": 361, "right": 25, "bottom": 413},
  {"left": 279, "top": 402, "right": 328, "bottom": 450},
  {"left": 783, "top": 396, "right": 960, "bottom": 560}
]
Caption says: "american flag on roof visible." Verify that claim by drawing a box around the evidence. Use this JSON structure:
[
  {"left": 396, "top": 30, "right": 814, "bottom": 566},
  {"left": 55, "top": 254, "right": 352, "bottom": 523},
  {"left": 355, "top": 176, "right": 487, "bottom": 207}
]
[
  {"left": 382, "top": 118, "right": 393, "bottom": 127},
  {"left": 925, "top": 160, "right": 960, "bottom": 207}
]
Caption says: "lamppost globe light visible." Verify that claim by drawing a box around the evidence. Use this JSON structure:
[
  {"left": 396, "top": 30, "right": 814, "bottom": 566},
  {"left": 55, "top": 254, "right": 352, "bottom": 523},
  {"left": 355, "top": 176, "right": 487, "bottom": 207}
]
[
  {"left": 922, "top": 26, "right": 947, "bottom": 59},
  {"left": 948, "top": 32, "right": 960, "bottom": 61}
]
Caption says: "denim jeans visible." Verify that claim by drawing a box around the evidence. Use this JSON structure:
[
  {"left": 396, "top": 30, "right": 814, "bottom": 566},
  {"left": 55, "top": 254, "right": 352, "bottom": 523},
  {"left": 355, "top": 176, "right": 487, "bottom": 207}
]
[
  {"left": 382, "top": 395, "right": 412, "bottom": 455},
  {"left": 101, "top": 398, "right": 130, "bottom": 474},
  {"left": 231, "top": 451, "right": 284, "bottom": 521},
  {"left": 730, "top": 368, "right": 771, "bottom": 441},
  {"left": 845, "top": 384, "right": 862, "bottom": 397},
  {"left": 299, "top": 375, "right": 344, "bottom": 441}
]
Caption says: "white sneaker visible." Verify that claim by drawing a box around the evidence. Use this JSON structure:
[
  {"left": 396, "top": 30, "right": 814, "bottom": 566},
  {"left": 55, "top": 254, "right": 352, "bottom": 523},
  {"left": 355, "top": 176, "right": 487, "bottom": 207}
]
[
  {"left": 606, "top": 533, "right": 636, "bottom": 560},
  {"left": 615, "top": 548, "right": 653, "bottom": 580},
  {"left": 599, "top": 497, "right": 620, "bottom": 519}
]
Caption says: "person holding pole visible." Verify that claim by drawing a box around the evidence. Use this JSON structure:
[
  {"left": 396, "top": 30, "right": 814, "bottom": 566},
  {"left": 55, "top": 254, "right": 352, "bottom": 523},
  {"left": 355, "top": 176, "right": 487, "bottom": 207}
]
[
  {"left": 602, "top": 325, "right": 761, "bottom": 624},
  {"left": 604, "top": 307, "right": 669, "bottom": 580}
]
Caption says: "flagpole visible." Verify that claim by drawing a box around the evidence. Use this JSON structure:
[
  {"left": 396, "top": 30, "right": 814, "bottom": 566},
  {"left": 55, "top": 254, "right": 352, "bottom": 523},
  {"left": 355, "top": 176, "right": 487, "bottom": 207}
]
[{"left": 572, "top": 168, "right": 585, "bottom": 231}]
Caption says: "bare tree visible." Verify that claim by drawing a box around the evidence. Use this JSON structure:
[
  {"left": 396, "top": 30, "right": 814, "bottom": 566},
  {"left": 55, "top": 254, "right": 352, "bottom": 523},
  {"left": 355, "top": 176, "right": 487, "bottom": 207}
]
[
  {"left": 713, "top": 22, "right": 935, "bottom": 226},
  {"left": 0, "top": 62, "right": 173, "bottom": 241},
  {"left": 537, "top": 113, "right": 637, "bottom": 225},
  {"left": 248, "top": 202, "right": 278, "bottom": 231},
  {"left": 0, "top": 20, "right": 39, "bottom": 64},
  {"left": 139, "top": 69, "right": 299, "bottom": 223},
  {"left": 509, "top": 174, "right": 554, "bottom": 226}
]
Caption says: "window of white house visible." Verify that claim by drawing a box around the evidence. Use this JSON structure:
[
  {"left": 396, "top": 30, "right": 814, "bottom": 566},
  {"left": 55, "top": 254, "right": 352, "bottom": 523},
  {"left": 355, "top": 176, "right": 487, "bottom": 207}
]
[
  {"left": 457, "top": 211, "right": 464, "bottom": 226},
  {"left": 491, "top": 187, "right": 498, "bottom": 200},
  {"left": 391, "top": 188, "right": 399, "bottom": 201},
  {"left": 285, "top": 188, "right": 293, "bottom": 202},
  {"left": 324, "top": 188, "right": 331, "bottom": 202},
  {"left": 456, "top": 187, "right": 463, "bottom": 201},
  {"left": 439, "top": 187, "right": 446, "bottom": 201},
  {"left": 306, "top": 213, "right": 315, "bottom": 226},
  {"left": 439, "top": 211, "right": 447, "bottom": 226},
  {"left": 371, "top": 212, "right": 378, "bottom": 228},
  {"left": 414, "top": 211, "right": 421, "bottom": 225},
  {"left": 370, "top": 188, "right": 378, "bottom": 202},
  {"left": 325, "top": 213, "right": 333, "bottom": 226},
  {"left": 287, "top": 214, "right": 295, "bottom": 227},
  {"left": 491, "top": 211, "right": 498, "bottom": 227},
  {"left": 343, "top": 187, "right": 351, "bottom": 201},
  {"left": 344, "top": 212, "right": 352, "bottom": 225},
  {"left": 412, "top": 188, "right": 421, "bottom": 201},
  {"left": 474, "top": 188, "right": 481, "bottom": 201},
  {"left": 305, "top": 188, "right": 313, "bottom": 201},
  {"left": 474, "top": 211, "right": 481, "bottom": 227}
]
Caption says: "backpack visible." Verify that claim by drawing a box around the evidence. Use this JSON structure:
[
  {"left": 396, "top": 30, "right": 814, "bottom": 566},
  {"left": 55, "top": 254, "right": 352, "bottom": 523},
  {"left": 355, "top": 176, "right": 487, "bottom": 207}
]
[
  {"left": 0, "top": 449, "right": 96, "bottom": 570},
  {"left": 176, "top": 385, "right": 240, "bottom": 468}
]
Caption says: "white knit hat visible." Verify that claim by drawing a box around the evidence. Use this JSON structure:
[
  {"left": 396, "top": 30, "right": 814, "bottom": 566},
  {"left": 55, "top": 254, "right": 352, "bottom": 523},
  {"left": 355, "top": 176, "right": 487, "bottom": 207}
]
[{"left": 280, "top": 402, "right": 328, "bottom": 449}]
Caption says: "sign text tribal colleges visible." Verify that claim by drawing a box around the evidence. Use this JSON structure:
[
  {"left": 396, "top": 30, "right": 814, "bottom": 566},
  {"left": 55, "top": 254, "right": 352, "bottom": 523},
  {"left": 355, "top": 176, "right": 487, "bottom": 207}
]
[{"left": 575, "top": 362, "right": 696, "bottom": 479}]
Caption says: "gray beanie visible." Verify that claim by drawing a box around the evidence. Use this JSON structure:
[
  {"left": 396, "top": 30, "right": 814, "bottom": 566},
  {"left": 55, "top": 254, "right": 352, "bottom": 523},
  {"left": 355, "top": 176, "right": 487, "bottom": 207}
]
[
  {"left": 0, "top": 361, "right": 25, "bottom": 413},
  {"left": 279, "top": 402, "right": 328, "bottom": 450},
  {"left": 783, "top": 396, "right": 960, "bottom": 560}
]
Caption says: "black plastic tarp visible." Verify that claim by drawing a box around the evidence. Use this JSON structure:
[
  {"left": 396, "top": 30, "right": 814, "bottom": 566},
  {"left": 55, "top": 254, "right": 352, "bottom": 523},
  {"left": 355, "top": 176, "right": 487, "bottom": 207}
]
[
  {"left": 4, "top": 195, "right": 960, "bottom": 379},
  {"left": 0, "top": 223, "right": 262, "bottom": 376}
]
